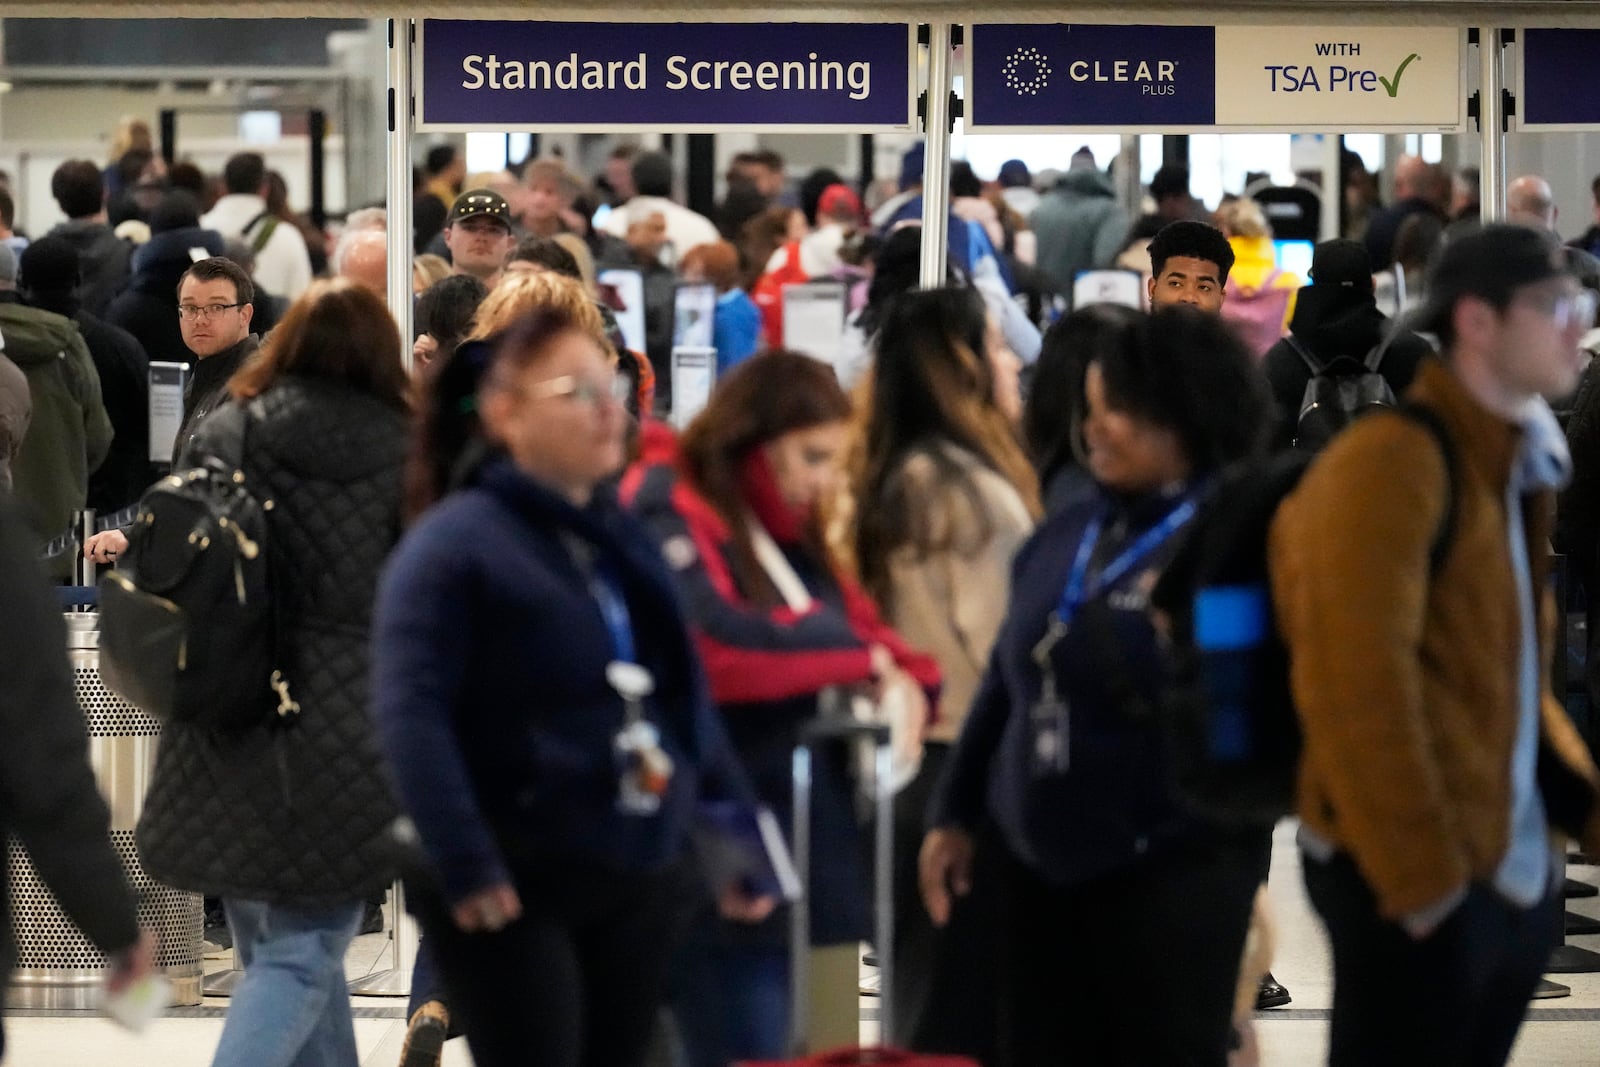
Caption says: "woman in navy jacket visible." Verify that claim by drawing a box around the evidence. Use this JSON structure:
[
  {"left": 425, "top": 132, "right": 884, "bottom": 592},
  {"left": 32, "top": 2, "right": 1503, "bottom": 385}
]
[
  {"left": 921, "top": 307, "right": 1274, "bottom": 1066},
  {"left": 371, "top": 305, "right": 760, "bottom": 1067}
]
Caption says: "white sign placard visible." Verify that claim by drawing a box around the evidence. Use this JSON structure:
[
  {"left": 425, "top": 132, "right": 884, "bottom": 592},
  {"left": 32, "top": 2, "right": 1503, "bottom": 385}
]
[
  {"left": 670, "top": 346, "right": 717, "bottom": 430},
  {"left": 1213, "top": 26, "right": 1465, "bottom": 132},
  {"left": 782, "top": 281, "right": 848, "bottom": 371},
  {"left": 1073, "top": 270, "right": 1145, "bottom": 311},
  {"left": 148, "top": 361, "right": 189, "bottom": 464}
]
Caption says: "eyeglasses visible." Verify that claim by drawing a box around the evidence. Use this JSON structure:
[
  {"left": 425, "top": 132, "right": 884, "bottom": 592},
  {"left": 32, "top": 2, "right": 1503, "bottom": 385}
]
[
  {"left": 177, "top": 302, "right": 246, "bottom": 321},
  {"left": 527, "top": 374, "right": 631, "bottom": 407},
  {"left": 1516, "top": 286, "right": 1599, "bottom": 331}
]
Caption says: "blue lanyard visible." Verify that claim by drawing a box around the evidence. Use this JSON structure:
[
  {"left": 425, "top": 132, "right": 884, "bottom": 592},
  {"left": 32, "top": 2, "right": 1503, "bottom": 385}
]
[
  {"left": 1056, "top": 496, "right": 1198, "bottom": 630},
  {"left": 589, "top": 563, "right": 637, "bottom": 665}
]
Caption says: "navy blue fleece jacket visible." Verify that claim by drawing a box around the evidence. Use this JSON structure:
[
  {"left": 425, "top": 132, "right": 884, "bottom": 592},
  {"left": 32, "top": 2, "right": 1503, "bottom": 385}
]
[{"left": 371, "top": 455, "right": 751, "bottom": 903}]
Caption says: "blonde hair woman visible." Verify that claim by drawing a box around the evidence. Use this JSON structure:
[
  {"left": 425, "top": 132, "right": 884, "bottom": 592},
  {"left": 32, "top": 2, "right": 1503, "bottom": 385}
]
[{"left": 466, "top": 270, "right": 611, "bottom": 357}]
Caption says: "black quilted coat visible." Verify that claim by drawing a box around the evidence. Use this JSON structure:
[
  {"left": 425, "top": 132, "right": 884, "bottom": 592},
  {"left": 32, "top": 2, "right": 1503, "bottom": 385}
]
[{"left": 135, "top": 374, "right": 407, "bottom": 906}]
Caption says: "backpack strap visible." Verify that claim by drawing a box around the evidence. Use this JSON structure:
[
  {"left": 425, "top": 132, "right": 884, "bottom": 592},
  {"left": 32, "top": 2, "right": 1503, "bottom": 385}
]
[
  {"left": 243, "top": 210, "right": 279, "bottom": 255},
  {"left": 1364, "top": 330, "right": 1397, "bottom": 373},
  {"left": 1393, "top": 403, "right": 1458, "bottom": 577},
  {"left": 195, "top": 401, "right": 250, "bottom": 472},
  {"left": 1285, "top": 334, "right": 1324, "bottom": 376}
]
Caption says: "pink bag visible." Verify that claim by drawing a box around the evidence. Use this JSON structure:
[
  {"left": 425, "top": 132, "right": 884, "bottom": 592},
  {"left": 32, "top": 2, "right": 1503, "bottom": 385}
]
[{"left": 1220, "top": 269, "right": 1292, "bottom": 360}]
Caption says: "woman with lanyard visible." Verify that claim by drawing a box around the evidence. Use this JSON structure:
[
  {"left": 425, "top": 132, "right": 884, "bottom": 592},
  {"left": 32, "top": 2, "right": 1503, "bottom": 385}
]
[
  {"left": 371, "top": 304, "right": 767, "bottom": 1067},
  {"left": 920, "top": 306, "right": 1275, "bottom": 1065}
]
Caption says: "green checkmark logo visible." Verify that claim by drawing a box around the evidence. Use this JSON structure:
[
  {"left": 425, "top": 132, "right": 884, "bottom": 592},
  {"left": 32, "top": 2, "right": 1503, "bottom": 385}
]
[{"left": 1378, "top": 53, "right": 1420, "bottom": 98}]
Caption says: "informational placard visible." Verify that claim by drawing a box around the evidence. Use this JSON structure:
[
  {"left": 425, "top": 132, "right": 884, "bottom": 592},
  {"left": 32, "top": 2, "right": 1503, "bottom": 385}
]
[
  {"left": 1213, "top": 26, "right": 1465, "bottom": 131},
  {"left": 673, "top": 283, "right": 717, "bottom": 350},
  {"left": 670, "top": 346, "right": 717, "bottom": 430},
  {"left": 419, "top": 20, "right": 916, "bottom": 132},
  {"left": 148, "top": 361, "right": 189, "bottom": 463},
  {"left": 598, "top": 269, "right": 646, "bottom": 355},
  {"left": 782, "top": 282, "right": 848, "bottom": 371},
  {"left": 1518, "top": 29, "right": 1600, "bottom": 130},
  {"left": 968, "top": 23, "right": 1466, "bottom": 132},
  {"left": 1073, "top": 270, "right": 1145, "bottom": 311}
]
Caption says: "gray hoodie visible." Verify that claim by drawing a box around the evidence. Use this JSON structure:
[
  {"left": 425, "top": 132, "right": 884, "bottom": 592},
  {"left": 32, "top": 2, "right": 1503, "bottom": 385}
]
[{"left": 1029, "top": 169, "right": 1129, "bottom": 300}]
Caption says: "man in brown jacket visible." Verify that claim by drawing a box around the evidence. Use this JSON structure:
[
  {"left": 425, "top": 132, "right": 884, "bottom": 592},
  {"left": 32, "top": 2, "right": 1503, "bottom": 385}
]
[{"left": 1270, "top": 224, "right": 1600, "bottom": 1066}]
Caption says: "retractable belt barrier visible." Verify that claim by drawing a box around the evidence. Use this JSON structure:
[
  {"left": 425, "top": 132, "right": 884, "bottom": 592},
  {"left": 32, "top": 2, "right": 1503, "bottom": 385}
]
[{"left": 37, "top": 505, "right": 141, "bottom": 564}]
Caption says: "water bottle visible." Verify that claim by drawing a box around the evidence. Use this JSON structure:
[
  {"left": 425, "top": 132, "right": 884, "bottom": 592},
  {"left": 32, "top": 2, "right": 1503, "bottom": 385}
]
[{"left": 1193, "top": 584, "right": 1270, "bottom": 763}]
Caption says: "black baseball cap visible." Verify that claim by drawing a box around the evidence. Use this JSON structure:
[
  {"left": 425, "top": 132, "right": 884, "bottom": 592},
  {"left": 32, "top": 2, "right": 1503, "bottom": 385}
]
[
  {"left": 1308, "top": 239, "right": 1373, "bottom": 291},
  {"left": 1412, "top": 224, "right": 1568, "bottom": 336},
  {"left": 448, "top": 189, "right": 512, "bottom": 230}
]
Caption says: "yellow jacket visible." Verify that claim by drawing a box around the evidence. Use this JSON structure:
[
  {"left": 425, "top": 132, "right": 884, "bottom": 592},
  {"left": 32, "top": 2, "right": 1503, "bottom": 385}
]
[
  {"left": 1228, "top": 234, "right": 1300, "bottom": 330},
  {"left": 1269, "top": 359, "right": 1600, "bottom": 919}
]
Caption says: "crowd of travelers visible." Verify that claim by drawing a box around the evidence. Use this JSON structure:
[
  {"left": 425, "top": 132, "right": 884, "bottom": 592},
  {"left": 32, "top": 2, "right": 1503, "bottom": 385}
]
[{"left": 0, "top": 118, "right": 1599, "bottom": 1067}]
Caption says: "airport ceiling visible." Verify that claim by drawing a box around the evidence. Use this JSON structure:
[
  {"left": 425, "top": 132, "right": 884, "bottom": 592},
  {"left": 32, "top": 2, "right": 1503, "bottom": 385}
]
[{"left": 4, "top": 1, "right": 1600, "bottom": 23}]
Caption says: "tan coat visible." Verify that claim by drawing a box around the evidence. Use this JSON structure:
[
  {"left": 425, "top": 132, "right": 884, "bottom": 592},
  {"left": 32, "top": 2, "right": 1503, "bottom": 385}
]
[
  {"left": 880, "top": 444, "right": 1034, "bottom": 743},
  {"left": 1270, "top": 358, "right": 1600, "bottom": 920}
]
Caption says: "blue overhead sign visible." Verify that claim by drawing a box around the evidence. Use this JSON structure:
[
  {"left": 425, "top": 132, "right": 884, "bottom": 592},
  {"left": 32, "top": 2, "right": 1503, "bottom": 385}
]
[
  {"left": 967, "top": 24, "right": 1218, "bottom": 131},
  {"left": 1519, "top": 29, "right": 1600, "bottom": 130},
  {"left": 418, "top": 20, "right": 916, "bottom": 132}
]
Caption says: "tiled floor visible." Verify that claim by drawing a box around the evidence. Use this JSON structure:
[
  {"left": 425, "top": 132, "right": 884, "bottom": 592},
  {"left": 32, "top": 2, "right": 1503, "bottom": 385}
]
[{"left": 5, "top": 823, "right": 1598, "bottom": 1065}]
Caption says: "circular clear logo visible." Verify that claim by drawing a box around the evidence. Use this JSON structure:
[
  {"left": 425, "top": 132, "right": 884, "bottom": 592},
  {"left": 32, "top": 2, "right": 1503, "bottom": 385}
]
[{"left": 1004, "top": 46, "right": 1052, "bottom": 97}]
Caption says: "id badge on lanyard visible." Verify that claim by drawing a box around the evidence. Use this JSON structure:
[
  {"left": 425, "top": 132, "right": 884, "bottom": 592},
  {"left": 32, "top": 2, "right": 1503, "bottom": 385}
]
[
  {"left": 1028, "top": 497, "right": 1197, "bottom": 778},
  {"left": 589, "top": 562, "right": 675, "bottom": 815}
]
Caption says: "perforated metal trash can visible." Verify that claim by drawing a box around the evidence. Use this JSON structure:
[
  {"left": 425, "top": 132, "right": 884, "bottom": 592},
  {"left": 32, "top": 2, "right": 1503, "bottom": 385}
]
[{"left": 4, "top": 612, "right": 203, "bottom": 1009}]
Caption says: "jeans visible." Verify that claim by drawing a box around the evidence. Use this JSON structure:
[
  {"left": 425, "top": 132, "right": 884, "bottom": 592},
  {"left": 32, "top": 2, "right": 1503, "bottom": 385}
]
[
  {"left": 211, "top": 899, "right": 363, "bottom": 1067},
  {"left": 670, "top": 930, "right": 790, "bottom": 1067}
]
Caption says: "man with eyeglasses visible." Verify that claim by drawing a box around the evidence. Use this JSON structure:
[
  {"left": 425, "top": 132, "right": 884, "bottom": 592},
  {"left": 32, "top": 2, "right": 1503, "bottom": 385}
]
[
  {"left": 171, "top": 257, "right": 257, "bottom": 463},
  {"left": 1270, "top": 225, "right": 1600, "bottom": 1066},
  {"left": 83, "top": 257, "right": 257, "bottom": 570},
  {"left": 445, "top": 189, "right": 517, "bottom": 290}
]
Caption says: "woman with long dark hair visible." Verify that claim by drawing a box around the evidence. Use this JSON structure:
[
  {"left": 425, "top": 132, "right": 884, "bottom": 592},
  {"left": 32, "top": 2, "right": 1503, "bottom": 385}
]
[
  {"left": 372, "top": 303, "right": 761, "bottom": 1067},
  {"left": 135, "top": 278, "right": 411, "bottom": 1067},
  {"left": 922, "top": 307, "right": 1275, "bottom": 1065},
  {"left": 623, "top": 350, "right": 940, "bottom": 1064},
  {"left": 1023, "top": 303, "right": 1145, "bottom": 516},
  {"left": 851, "top": 286, "right": 1040, "bottom": 1055}
]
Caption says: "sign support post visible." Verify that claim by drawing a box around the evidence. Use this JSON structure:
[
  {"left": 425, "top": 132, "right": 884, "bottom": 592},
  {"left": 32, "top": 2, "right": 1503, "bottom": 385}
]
[
  {"left": 1479, "top": 27, "right": 1507, "bottom": 222},
  {"left": 388, "top": 18, "right": 416, "bottom": 375},
  {"left": 919, "top": 24, "right": 954, "bottom": 289}
]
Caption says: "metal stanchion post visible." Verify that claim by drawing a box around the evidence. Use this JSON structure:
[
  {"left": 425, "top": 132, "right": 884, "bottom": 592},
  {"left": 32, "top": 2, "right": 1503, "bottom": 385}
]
[{"left": 348, "top": 880, "right": 416, "bottom": 997}]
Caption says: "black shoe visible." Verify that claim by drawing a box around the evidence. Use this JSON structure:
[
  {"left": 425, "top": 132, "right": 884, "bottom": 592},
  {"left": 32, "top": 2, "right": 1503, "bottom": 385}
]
[
  {"left": 1256, "top": 973, "right": 1291, "bottom": 1010},
  {"left": 360, "top": 901, "right": 385, "bottom": 935}
]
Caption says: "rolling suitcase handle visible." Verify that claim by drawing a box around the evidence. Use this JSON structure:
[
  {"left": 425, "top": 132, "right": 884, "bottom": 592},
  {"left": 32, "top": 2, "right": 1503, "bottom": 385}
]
[{"left": 790, "top": 708, "right": 895, "bottom": 1056}]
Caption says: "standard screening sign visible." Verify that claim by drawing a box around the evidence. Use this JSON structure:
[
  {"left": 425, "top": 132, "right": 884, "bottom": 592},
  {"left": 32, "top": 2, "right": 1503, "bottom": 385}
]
[{"left": 418, "top": 20, "right": 916, "bottom": 131}]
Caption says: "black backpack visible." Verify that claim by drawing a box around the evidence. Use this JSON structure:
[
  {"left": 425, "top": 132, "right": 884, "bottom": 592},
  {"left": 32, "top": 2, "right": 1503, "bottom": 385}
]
[
  {"left": 1290, "top": 334, "right": 1397, "bottom": 451},
  {"left": 98, "top": 401, "right": 297, "bottom": 729},
  {"left": 1150, "top": 405, "right": 1457, "bottom": 827}
]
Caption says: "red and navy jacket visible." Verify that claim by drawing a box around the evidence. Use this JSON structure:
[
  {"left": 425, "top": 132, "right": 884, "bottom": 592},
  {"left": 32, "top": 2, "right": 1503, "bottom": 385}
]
[{"left": 621, "top": 421, "right": 939, "bottom": 944}]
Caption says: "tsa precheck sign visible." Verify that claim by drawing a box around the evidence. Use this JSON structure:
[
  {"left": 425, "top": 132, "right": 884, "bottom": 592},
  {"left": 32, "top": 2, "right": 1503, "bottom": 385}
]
[
  {"left": 417, "top": 20, "right": 916, "bottom": 132},
  {"left": 967, "top": 23, "right": 1466, "bottom": 133}
]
